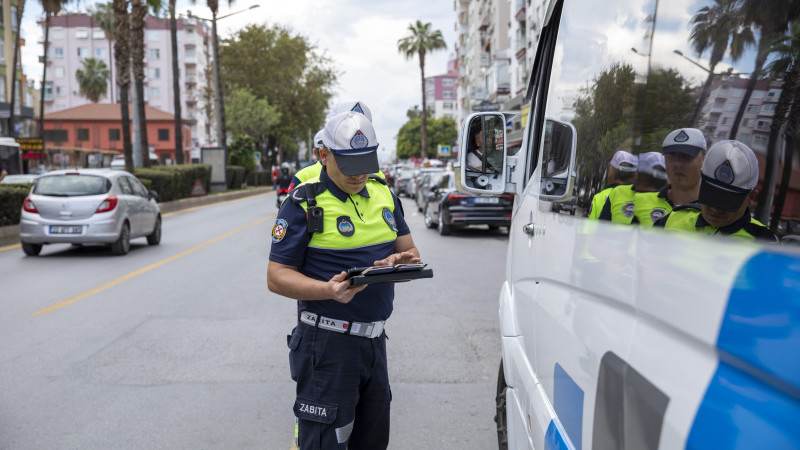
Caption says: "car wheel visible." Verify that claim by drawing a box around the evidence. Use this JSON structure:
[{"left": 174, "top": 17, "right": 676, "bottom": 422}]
[
  {"left": 21, "top": 242, "right": 42, "bottom": 256},
  {"left": 438, "top": 209, "right": 451, "bottom": 236},
  {"left": 495, "top": 360, "right": 509, "bottom": 450},
  {"left": 111, "top": 222, "right": 131, "bottom": 255},
  {"left": 147, "top": 217, "right": 162, "bottom": 245},
  {"left": 424, "top": 204, "right": 436, "bottom": 229}
]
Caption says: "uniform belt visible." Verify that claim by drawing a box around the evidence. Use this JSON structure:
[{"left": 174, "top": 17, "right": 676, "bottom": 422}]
[{"left": 299, "top": 311, "right": 385, "bottom": 339}]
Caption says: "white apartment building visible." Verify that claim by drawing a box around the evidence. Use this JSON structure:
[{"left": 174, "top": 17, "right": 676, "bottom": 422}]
[{"left": 42, "top": 13, "right": 214, "bottom": 150}]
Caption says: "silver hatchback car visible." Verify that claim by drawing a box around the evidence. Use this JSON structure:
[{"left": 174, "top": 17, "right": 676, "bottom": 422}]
[{"left": 18, "top": 169, "right": 161, "bottom": 256}]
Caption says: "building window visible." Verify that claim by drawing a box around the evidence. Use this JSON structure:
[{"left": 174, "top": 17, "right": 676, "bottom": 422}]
[
  {"left": 426, "top": 79, "right": 435, "bottom": 88},
  {"left": 443, "top": 78, "right": 455, "bottom": 87},
  {"left": 77, "top": 47, "right": 90, "bottom": 58},
  {"left": 443, "top": 90, "right": 454, "bottom": 99},
  {"left": 146, "top": 30, "right": 159, "bottom": 41},
  {"left": 44, "top": 129, "right": 68, "bottom": 142},
  {"left": 761, "top": 104, "right": 776, "bottom": 113},
  {"left": 54, "top": 67, "right": 65, "bottom": 78},
  {"left": 715, "top": 130, "right": 727, "bottom": 139},
  {"left": 149, "top": 87, "right": 161, "bottom": 99},
  {"left": 77, "top": 128, "right": 90, "bottom": 141},
  {"left": 52, "top": 29, "right": 64, "bottom": 39},
  {"left": 148, "top": 67, "right": 160, "bottom": 79},
  {"left": 0, "top": 37, "right": 4, "bottom": 63},
  {"left": 92, "top": 30, "right": 106, "bottom": 39},
  {"left": 43, "top": 82, "right": 52, "bottom": 100},
  {"left": 55, "top": 86, "right": 65, "bottom": 97},
  {"left": 767, "top": 90, "right": 778, "bottom": 98},
  {"left": 148, "top": 49, "right": 160, "bottom": 60},
  {"left": 158, "top": 129, "right": 170, "bottom": 141},
  {"left": 753, "top": 134, "right": 768, "bottom": 149},
  {"left": 109, "top": 128, "right": 121, "bottom": 141},
  {"left": 720, "top": 117, "right": 730, "bottom": 125},
  {"left": 0, "top": 75, "right": 5, "bottom": 101},
  {"left": 742, "top": 118, "right": 754, "bottom": 128},
  {"left": 443, "top": 102, "right": 454, "bottom": 109},
  {"left": 11, "top": 6, "right": 17, "bottom": 32},
  {"left": 95, "top": 48, "right": 106, "bottom": 59},
  {"left": 756, "top": 119, "right": 771, "bottom": 131},
  {"left": 76, "top": 29, "right": 89, "bottom": 39},
  {"left": 54, "top": 47, "right": 64, "bottom": 58},
  {"left": 725, "top": 103, "right": 737, "bottom": 112},
  {"left": 731, "top": 88, "right": 744, "bottom": 98},
  {"left": 745, "top": 104, "right": 758, "bottom": 113},
  {"left": 751, "top": 90, "right": 764, "bottom": 99}
]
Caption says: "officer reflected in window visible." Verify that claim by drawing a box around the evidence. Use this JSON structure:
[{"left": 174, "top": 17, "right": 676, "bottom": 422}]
[
  {"left": 587, "top": 150, "right": 637, "bottom": 219},
  {"left": 599, "top": 152, "right": 667, "bottom": 224},
  {"left": 654, "top": 140, "right": 779, "bottom": 242}
]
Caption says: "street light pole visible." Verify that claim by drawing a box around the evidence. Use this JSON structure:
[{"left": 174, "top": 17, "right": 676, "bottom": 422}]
[
  {"left": 673, "top": 50, "right": 712, "bottom": 74},
  {"left": 187, "top": 4, "right": 260, "bottom": 148}
]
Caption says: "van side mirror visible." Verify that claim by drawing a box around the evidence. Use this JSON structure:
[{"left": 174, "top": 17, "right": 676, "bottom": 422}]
[
  {"left": 540, "top": 118, "right": 577, "bottom": 201},
  {"left": 456, "top": 113, "right": 508, "bottom": 195}
]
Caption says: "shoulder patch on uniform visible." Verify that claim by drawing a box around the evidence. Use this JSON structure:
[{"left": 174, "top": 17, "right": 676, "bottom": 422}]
[
  {"left": 650, "top": 208, "right": 667, "bottom": 222},
  {"left": 622, "top": 202, "right": 635, "bottom": 218},
  {"left": 272, "top": 218, "right": 288, "bottom": 243},
  {"left": 382, "top": 207, "right": 398, "bottom": 232},
  {"left": 336, "top": 216, "right": 355, "bottom": 237}
]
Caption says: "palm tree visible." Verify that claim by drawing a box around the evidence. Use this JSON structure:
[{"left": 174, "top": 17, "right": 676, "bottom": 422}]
[
  {"left": 728, "top": 0, "right": 800, "bottom": 139},
  {"left": 39, "top": 0, "right": 69, "bottom": 145},
  {"left": 76, "top": 58, "right": 111, "bottom": 103},
  {"left": 397, "top": 21, "right": 446, "bottom": 159},
  {"left": 92, "top": 2, "right": 115, "bottom": 103},
  {"left": 8, "top": 0, "right": 26, "bottom": 138},
  {"left": 112, "top": 0, "right": 134, "bottom": 172},
  {"left": 757, "top": 22, "right": 800, "bottom": 226},
  {"left": 130, "top": 0, "right": 152, "bottom": 167},
  {"left": 169, "top": 0, "right": 190, "bottom": 163},
  {"left": 688, "top": 0, "right": 753, "bottom": 127}
]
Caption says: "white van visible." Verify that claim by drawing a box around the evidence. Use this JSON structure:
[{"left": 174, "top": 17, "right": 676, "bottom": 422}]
[{"left": 457, "top": 0, "right": 800, "bottom": 449}]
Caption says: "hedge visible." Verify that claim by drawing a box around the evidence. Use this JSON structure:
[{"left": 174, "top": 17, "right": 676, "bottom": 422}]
[
  {"left": 0, "top": 185, "right": 31, "bottom": 226},
  {"left": 135, "top": 164, "right": 211, "bottom": 202},
  {"left": 246, "top": 170, "right": 273, "bottom": 187},
  {"left": 227, "top": 165, "right": 246, "bottom": 190}
]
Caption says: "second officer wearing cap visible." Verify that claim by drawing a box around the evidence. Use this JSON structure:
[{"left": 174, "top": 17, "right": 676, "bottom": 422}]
[{"left": 267, "top": 111, "right": 421, "bottom": 449}]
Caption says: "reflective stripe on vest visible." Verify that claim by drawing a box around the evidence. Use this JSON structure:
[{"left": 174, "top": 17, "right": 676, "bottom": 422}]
[
  {"left": 608, "top": 185, "right": 636, "bottom": 224},
  {"left": 295, "top": 161, "right": 323, "bottom": 185},
  {"left": 297, "top": 177, "right": 398, "bottom": 249},
  {"left": 634, "top": 191, "right": 672, "bottom": 227}
]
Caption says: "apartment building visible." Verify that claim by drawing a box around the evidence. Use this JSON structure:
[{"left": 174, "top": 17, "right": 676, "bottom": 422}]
[
  {"left": 42, "top": 13, "right": 213, "bottom": 151},
  {"left": 1, "top": 0, "right": 35, "bottom": 138},
  {"left": 425, "top": 60, "right": 458, "bottom": 121}
]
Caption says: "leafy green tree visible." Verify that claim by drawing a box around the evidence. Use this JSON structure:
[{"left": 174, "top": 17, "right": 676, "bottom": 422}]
[
  {"left": 396, "top": 116, "right": 457, "bottom": 159},
  {"left": 225, "top": 88, "right": 281, "bottom": 140},
  {"left": 688, "top": 0, "right": 754, "bottom": 126},
  {"left": 397, "top": 21, "right": 447, "bottom": 159},
  {"left": 219, "top": 24, "right": 337, "bottom": 167},
  {"left": 228, "top": 135, "right": 256, "bottom": 173},
  {"left": 76, "top": 58, "right": 111, "bottom": 103}
]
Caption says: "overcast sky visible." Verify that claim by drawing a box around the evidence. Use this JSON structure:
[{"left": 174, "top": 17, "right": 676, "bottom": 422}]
[{"left": 20, "top": 0, "right": 458, "bottom": 161}]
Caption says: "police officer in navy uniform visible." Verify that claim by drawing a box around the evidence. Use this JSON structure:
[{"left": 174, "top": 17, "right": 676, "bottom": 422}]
[
  {"left": 267, "top": 111, "right": 421, "bottom": 449},
  {"left": 654, "top": 140, "right": 779, "bottom": 243}
]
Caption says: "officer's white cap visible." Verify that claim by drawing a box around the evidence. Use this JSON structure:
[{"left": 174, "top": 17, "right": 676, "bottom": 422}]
[
  {"left": 637, "top": 152, "right": 668, "bottom": 179},
  {"left": 698, "top": 140, "right": 759, "bottom": 211},
  {"left": 326, "top": 100, "right": 373, "bottom": 123},
  {"left": 662, "top": 128, "right": 707, "bottom": 157},
  {"left": 313, "top": 130, "right": 325, "bottom": 148},
  {"left": 610, "top": 150, "right": 638, "bottom": 172},
  {"left": 321, "top": 111, "right": 379, "bottom": 176}
]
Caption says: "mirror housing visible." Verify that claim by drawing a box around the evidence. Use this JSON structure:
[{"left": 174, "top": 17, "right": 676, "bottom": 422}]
[
  {"left": 456, "top": 113, "right": 509, "bottom": 196},
  {"left": 539, "top": 118, "right": 577, "bottom": 201}
]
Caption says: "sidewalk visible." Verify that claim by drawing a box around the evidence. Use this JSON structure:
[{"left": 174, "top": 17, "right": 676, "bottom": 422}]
[{"left": 0, "top": 186, "right": 273, "bottom": 246}]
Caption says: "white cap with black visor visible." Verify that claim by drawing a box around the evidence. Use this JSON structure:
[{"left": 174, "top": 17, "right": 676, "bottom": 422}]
[
  {"left": 321, "top": 111, "right": 380, "bottom": 176},
  {"left": 698, "top": 140, "right": 759, "bottom": 212}
]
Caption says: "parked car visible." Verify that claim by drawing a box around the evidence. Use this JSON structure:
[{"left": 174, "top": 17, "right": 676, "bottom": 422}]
[
  {"left": 423, "top": 171, "right": 513, "bottom": 235},
  {"left": 415, "top": 170, "right": 447, "bottom": 212},
  {"left": 409, "top": 167, "right": 444, "bottom": 202},
  {"left": 18, "top": 169, "right": 161, "bottom": 256},
  {"left": 394, "top": 172, "right": 415, "bottom": 197},
  {"left": 0, "top": 174, "right": 39, "bottom": 184}
]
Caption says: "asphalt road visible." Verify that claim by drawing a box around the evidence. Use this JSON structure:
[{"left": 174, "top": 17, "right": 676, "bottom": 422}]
[{"left": 0, "top": 191, "right": 508, "bottom": 449}]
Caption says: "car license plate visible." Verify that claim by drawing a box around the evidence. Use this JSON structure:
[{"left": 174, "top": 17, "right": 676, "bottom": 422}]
[
  {"left": 50, "top": 225, "right": 82, "bottom": 234},
  {"left": 474, "top": 197, "right": 500, "bottom": 204}
]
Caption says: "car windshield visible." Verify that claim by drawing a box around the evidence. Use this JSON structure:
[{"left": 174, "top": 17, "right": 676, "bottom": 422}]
[{"left": 34, "top": 175, "right": 110, "bottom": 197}]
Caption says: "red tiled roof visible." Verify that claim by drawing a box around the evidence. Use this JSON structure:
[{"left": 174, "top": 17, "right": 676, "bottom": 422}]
[{"left": 45, "top": 103, "right": 177, "bottom": 122}]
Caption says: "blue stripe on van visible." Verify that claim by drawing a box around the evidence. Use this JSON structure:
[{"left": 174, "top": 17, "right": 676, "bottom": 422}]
[
  {"left": 545, "top": 418, "right": 576, "bottom": 450},
  {"left": 687, "top": 252, "right": 800, "bottom": 449},
  {"left": 553, "top": 363, "right": 583, "bottom": 450}
]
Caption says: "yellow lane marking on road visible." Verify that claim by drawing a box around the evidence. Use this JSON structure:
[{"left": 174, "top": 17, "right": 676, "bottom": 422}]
[
  {"left": 0, "top": 193, "right": 271, "bottom": 253},
  {"left": 162, "top": 192, "right": 270, "bottom": 217},
  {"left": 32, "top": 214, "right": 275, "bottom": 317}
]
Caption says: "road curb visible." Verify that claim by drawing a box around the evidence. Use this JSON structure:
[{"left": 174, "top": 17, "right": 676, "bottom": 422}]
[{"left": 0, "top": 186, "right": 273, "bottom": 246}]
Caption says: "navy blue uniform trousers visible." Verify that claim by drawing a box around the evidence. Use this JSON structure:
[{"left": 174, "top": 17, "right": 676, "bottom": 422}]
[{"left": 288, "top": 322, "right": 391, "bottom": 449}]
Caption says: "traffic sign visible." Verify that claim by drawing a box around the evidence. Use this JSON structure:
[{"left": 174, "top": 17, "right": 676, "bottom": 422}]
[
  {"left": 472, "top": 101, "right": 502, "bottom": 112},
  {"left": 438, "top": 145, "right": 451, "bottom": 157}
]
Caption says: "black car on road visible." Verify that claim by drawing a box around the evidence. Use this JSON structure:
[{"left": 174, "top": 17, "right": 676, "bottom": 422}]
[{"left": 423, "top": 172, "right": 514, "bottom": 235}]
